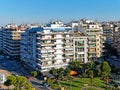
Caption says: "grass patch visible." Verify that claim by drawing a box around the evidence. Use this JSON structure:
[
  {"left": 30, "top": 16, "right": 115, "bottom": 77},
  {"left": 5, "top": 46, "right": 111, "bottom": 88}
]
[{"left": 60, "top": 77, "right": 106, "bottom": 90}]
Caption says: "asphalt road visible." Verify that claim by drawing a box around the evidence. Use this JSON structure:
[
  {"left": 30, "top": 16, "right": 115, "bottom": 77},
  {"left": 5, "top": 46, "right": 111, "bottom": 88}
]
[{"left": 0, "top": 55, "right": 47, "bottom": 90}]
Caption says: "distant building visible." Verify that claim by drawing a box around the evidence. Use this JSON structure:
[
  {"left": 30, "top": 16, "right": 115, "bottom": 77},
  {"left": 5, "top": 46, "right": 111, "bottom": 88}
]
[
  {"left": 102, "top": 23, "right": 114, "bottom": 44},
  {"left": 0, "top": 28, "right": 3, "bottom": 51},
  {"left": 113, "top": 26, "right": 120, "bottom": 56},
  {"left": 1, "top": 24, "right": 25, "bottom": 59}
]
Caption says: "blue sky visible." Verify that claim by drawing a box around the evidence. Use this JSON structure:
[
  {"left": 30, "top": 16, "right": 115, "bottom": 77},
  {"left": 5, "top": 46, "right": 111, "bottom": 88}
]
[{"left": 0, "top": 0, "right": 120, "bottom": 25}]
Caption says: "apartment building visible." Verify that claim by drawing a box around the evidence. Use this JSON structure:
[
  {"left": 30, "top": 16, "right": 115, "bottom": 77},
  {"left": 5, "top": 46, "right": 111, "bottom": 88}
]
[
  {"left": 2, "top": 24, "right": 26, "bottom": 59},
  {"left": 72, "top": 19, "right": 105, "bottom": 61},
  {"left": 113, "top": 26, "right": 120, "bottom": 55},
  {"left": 0, "top": 28, "right": 3, "bottom": 51},
  {"left": 21, "top": 21, "right": 90, "bottom": 72},
  {"left": 73, "top": 36, "right": 88, "bottom": 63},
  {"left": 102, "top": 23, "right": 114, "bottom": 44}
]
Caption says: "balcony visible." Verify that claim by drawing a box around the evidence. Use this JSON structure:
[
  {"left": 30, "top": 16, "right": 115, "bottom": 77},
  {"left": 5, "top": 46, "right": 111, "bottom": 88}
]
[
  {"left": 65, "top": 52, "right": 73, "bottom": 55},
  {"left": 88, "top": 52, "right": 96, "bottom": 54},
  {"left": 41, "top": 43, "right": 55, "bottom": 46},
  {"left": 36, "top": 37, "right": 41, "bottom": 39},
  {"left": 41, "top": 37, "right": 54, "bottom": 40},
  {"left": 41, "top": 63, "right": 69, "bottom": 68},
  {"left": 54, "top": 57, "right": 64, "bottom": 60},
  {"left": 54, "top": 36, "right": 64, "bottom": 39},
  {"left": 54, "top": 47, "right": 64, "bottom": 49},
  {"left": 41, "top": 59, "right": 53, "bottom": 61},
  {"left": 77, "top": 52, "right": 85, "bottom": 54},
  {"left": 65, "top": 48, "right": 73, "bottom": 51},
  {"left": 54, "top": 51, "right": 64, "bottom": 55},
  {"left": 54, "top": 42, "right": 64, "bottom": 44},
  {"left": 77, "top": 46, "right": 84, "bottom": 48}
]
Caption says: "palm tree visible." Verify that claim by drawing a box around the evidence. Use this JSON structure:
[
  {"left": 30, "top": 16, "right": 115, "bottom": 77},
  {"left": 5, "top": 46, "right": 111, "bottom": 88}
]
[{"left": 69, "top": 60, "right": 82, "bottom": 71}]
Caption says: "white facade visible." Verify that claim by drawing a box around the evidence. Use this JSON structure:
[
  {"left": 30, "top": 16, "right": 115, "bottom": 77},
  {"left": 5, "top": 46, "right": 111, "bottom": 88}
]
[
  {"left": 72, "top": 19, "right": 105, "bottom": 61},
  {"left": 73, "top": 37, "right": 88, "bottom": 63},
  {"left": 21, "top": 22, "right": 89, "bottom": 72}
]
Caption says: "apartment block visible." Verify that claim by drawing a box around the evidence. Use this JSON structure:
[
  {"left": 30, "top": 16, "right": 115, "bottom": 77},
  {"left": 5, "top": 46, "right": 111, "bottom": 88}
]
[
  {"left": 73, "top": 36, "right": 88, "bottom": 63},
  {"left": 72, "top": 19, "right": 105, "bottom": 61},
  {"left": 2, "top": 24, "right": 26, "bottom": 59},
  {"left": 113, "top": 26, "right": 120, "bottom": 55},
  {"left": 21, "top": 21, "right": 90, "bottom": 72},
  {"left": 102, "top": 23, "right": 114, "bottom": 44},
  {"left": 0, "top": 28, "right": 3, "bottom": 51}
]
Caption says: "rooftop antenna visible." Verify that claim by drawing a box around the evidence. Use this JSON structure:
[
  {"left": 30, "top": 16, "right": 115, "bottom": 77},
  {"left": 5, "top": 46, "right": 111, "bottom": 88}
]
[{"left": 12, "top": 16, "right": 14, "bottom": 24}]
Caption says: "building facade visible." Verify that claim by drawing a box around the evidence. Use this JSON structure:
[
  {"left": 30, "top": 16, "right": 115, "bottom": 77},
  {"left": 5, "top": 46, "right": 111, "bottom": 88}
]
[
  {"left": 102, "top": 23, "right": 114, "bottom": 44},
  {"left": 113, "top": 26, "right": 120, "bottom": 56},
  {"left": 21, "top": 20, "right": 105, "bottom": 72},
  {"left": 0, "top": 28, "right": 3, "bottom": 51},
  {"left": 72, "top": 19, "right": 105, "bottom": 61},
  {"left": 21, "top": 21, "right": 89, "bottom": 72},
  {"left": 2, "top": 24, "right": 26, "bottom": 59}
]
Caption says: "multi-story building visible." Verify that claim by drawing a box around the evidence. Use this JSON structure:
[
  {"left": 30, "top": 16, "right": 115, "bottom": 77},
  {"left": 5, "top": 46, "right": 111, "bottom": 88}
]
[
  {"left": 113, "top": 26, "right": 120, "bottom": 55},
  {"left": 2, "top": 24, "right": 26, "bottom": 59},
  {"left": 0, "top": 27, "right": 3, "bottom": 51},
  {"left": 21, "top": 21, "right": 89, "bottom": 72},
  {"left": 72, "top": 19, "right": 105, "bottom": 61},
  {"left": 73, "top": 36, "right": 88, "bottom": 63},
  {"left": 21, "top": 20, "right": 105, "bottom": 72},
  {"left": 102, "top": 23, "right": 114, "bottom": 44}
]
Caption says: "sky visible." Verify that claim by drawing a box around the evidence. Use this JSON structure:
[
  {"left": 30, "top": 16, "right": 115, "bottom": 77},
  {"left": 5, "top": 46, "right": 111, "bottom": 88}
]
[{"left": 0, "top": 0, "right": 120, "bottom": 25}]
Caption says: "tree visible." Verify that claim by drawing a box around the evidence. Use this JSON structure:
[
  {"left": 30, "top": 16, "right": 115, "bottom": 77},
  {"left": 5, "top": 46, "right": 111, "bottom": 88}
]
[
  {"left": 64, "top": 68, "right": 71, "bottom": 76},
  {"left": 69, "top": 60, "right": 82, "bottom": 71},
  {"left": 15, "top": 76, "right": 27, "bottom": 90},
  {"left": 50, "top": 67, "right": 57, "bottom": 76},
  {"left": 58, "top": 68, "right": 64, "bottom": 73},
  {"left": 101, "top": 61, "right": 111, "bottom": 77},
  {"left": 5, "top": 75, "right": 32, "bottom": 90},
  {"left": 24, "top": 82, "right": 32, "bottom": 90},
  {"left": 46, "top": 78, "right": 52, "bottom": 85},
  {"left": 4, "top": 80, "right": 11, "bottom": 90},
  {"left": 4, "top": 76, "right": 16, "bottom": 90},
  {"left": 31, "top": 71, "right": 37, "bottom": 77}
]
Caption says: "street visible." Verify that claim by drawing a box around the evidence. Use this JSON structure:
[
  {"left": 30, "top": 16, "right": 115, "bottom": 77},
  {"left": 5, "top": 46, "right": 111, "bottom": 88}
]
[{"left": 0, "top": 55, "right": 47, "bottom": 90}]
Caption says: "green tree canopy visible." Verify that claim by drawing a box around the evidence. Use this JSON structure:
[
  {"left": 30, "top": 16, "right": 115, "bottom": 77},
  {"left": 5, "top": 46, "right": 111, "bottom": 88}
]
[
  {"left": 4, "top": 75, "right": 16, "bottom": 89},
  {"left": 50, "top": 67, "right": 57, "bottom": 76},
  {"left": 24, "top": 82, "right": 32, "bottom": 90},
  {"left": 5, "top": 75, "right": 32, "bottom": 90},
  {"left": 69, "top": 60, "right": 82, "bottom": 71},
  {"left": 31, "top": 71, "right": 37, "bottom": 77},
  {"left": 15, "top": 76, "right": 27, "bottom": 89},
  {"left": 101, "top": 61, "right": 111, "bottom": 77}
]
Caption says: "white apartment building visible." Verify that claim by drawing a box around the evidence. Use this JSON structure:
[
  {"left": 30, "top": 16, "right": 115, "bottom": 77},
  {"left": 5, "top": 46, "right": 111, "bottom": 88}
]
[
  {"left": 72, "top": 19, "right": 105, "bottom": 61},
  {"left": 21, "top": 21, "right": 89, "bottom": 72},
  {"left": 73, "top": 36, "right": 88, "bottom": 63}
]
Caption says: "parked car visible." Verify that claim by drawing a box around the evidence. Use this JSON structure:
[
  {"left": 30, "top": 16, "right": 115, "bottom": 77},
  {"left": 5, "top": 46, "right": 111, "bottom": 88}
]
[{"left": 43, "top": 83, "right": 50, "bottom": 87}]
